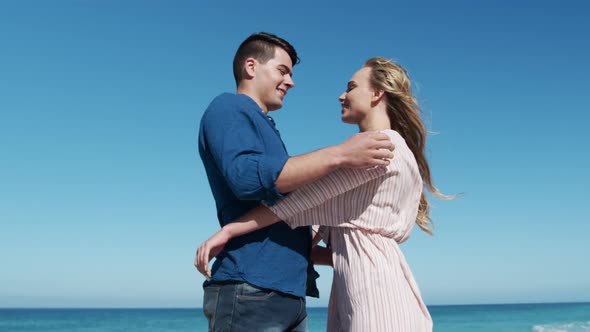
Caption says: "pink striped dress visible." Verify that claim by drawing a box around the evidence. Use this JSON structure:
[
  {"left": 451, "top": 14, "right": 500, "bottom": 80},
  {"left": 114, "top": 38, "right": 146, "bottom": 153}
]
[{"left": 268, "top": 130, "right": 433, "bottom": 332}]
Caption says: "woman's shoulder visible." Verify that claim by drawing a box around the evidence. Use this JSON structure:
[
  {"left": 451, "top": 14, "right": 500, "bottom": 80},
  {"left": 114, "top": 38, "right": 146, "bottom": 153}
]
[
  {"left": 379, "top": 129, "right": 419, "bottom": 171},
  {"left": 379, "top": 129, "right": 407, "bottom": 146}
]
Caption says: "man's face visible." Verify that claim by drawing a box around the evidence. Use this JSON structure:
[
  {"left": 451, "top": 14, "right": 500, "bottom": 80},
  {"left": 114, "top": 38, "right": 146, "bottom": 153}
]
[{"left": 252, "top": 48, "right": 295, "bottom": 112}]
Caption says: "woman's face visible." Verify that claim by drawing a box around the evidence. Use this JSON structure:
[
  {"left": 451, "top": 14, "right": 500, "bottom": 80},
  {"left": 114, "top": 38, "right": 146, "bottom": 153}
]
[{"left": 339, "top": 66, "right": 375, "bottom": 124}]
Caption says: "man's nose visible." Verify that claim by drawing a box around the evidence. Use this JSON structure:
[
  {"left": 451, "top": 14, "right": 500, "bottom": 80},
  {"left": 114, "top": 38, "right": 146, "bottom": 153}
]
[{"left": 284, "top": 75, "right": 295, "bottom": 89}]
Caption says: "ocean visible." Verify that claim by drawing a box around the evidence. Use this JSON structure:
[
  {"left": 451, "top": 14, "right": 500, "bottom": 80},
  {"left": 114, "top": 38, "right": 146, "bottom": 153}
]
[{"left": 0, "top": 302, "right": 588, "bottom": 331}]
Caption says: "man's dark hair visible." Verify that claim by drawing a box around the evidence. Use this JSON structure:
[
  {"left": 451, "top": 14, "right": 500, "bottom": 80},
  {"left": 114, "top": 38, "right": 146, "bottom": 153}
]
[{"left": 233, "top": 32, "right": 299, "bottom": 86}]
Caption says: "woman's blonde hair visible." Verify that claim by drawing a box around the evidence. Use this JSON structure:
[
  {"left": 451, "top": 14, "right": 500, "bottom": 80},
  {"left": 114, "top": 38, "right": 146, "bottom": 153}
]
[{"left": 364, "top": 57, "right": 451, "bottom": 235}]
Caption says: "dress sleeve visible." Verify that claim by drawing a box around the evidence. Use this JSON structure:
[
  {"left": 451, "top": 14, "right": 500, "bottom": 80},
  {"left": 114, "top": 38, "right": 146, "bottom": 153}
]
[
  {"left": 284, "top": 197, "right": 342, "bottom": 229},
  {"left": 268, "top": 163, "right": 394, "bottom": 222}
]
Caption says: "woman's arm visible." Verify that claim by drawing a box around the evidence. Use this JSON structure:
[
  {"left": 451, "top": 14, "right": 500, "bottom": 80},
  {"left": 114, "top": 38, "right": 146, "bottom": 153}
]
[
  {"left": 195, "top": 205, "right": 337, "bottom": 276},
  {"left": 194, "top": 205, "right": 281, "bottom": 278},
  {"left": 195, "top": 167, "right": 396, "bottom": 276},
  {"left": 269, "top": 161, "right": 396, "bottom": 226}
]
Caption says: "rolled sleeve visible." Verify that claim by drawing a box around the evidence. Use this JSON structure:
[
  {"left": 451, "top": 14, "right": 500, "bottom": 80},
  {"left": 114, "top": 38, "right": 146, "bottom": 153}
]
[
  {"left": 257, "top": 154, "right": 288, "bottom": 205},
  {"left": 222, "top": 154, "right": 286, "bottom": 202}
]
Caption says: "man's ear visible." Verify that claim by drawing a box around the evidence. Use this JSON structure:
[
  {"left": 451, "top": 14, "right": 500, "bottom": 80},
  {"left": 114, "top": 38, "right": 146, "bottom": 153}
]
[{"left": 243, "top": 57, "right": 257, "bottom": 79}]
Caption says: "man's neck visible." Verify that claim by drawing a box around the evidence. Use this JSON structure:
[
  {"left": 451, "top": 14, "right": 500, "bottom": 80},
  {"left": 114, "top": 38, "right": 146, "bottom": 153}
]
[{"left": 237, "top": 86, "right": 268, "bottom": 114}]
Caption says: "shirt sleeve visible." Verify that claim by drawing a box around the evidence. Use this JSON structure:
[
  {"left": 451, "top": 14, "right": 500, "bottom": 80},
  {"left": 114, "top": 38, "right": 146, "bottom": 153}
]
[
  {"left": 200, "top": 99, "right": 287, "bottom": 204},
  {"left": 268, "top": 163, "right": 395, "bottom": 222}
]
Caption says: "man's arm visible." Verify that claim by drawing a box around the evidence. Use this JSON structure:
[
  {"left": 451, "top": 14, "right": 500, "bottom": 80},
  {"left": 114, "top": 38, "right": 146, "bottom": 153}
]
[
  {"left": 275, "top": 131, "right": 395, "bottom": 193},
  {"left": 310, "top": 228, "right": 332, "bottom": 266},
  {"left": 200, "top": 101, "right": 287, "bottom": 204},
  {"left": 310, "top": 246, "right": 333, "bottom": 266}
]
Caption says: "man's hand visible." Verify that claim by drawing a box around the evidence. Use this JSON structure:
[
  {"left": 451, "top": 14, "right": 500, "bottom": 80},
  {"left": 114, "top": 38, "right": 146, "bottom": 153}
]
[
  {"left": 194, "top": 227, "right": 232, "bottom": 279},
  {"left": 335, "top": 132, "right": 395, "bottom": 168}
]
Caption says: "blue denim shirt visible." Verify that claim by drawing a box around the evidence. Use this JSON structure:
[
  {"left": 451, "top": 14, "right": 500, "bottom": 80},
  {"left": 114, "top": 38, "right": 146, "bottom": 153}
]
[{"left": 198, "top": 93, "right": 314, "bottom": 298}]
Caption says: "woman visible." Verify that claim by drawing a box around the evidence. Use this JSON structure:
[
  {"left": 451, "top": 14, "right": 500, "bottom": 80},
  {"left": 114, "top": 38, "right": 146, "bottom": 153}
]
[{"left": 196, "top": 57, "right": 448, "bottom": 331}]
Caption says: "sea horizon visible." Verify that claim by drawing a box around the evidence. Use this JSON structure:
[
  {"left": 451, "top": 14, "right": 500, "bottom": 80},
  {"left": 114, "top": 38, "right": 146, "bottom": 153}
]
[{"left": 2, "top": 300, "right": 588, "bottom": 309}]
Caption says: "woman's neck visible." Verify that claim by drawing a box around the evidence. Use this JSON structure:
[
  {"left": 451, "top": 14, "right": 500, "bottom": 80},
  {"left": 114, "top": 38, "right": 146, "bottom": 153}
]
[{"left": 358, "top": 107, "right": 391, "bottom": 132}]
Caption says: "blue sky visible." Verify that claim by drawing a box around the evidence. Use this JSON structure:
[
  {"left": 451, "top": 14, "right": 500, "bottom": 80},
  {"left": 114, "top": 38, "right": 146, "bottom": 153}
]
[{"left": 1, "top": 1, "right": 588, "bottom": 308}]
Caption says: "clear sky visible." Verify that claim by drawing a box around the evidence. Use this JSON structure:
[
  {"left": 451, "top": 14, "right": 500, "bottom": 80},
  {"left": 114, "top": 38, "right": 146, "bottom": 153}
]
[{"left": 1, "top": 1, "right": 589, "bottom": 308}]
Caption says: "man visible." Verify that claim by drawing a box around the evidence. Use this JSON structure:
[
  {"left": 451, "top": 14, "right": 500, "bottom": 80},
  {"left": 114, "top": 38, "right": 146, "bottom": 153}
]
[{"left": 196, "top": 32, "right": 394, "bottom": 331}]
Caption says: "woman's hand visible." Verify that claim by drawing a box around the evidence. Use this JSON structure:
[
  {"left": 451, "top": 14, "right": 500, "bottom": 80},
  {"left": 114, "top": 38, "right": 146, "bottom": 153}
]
[
  {"left": 194, "top": 206, "right": 279, "bottom": 279},
  {"left": 194, "top": 227, "right": 232, "bottom": 279}
]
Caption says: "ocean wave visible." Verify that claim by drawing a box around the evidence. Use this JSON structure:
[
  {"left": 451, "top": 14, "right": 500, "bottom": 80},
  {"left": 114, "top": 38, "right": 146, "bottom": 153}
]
[{"left": 532, "top": 321, "right": 590, "bottom": 332}]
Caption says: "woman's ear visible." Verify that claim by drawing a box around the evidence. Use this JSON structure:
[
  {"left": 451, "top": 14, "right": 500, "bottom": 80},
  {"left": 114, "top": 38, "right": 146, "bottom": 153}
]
[{"left": 372, "top": 89, "right": 385, "bottom": 102}]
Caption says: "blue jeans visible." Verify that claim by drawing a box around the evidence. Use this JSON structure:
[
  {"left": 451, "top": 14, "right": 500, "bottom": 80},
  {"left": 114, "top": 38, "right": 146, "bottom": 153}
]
[{"left": 203, "top": 281, "right": 307, "bottom": 332}]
